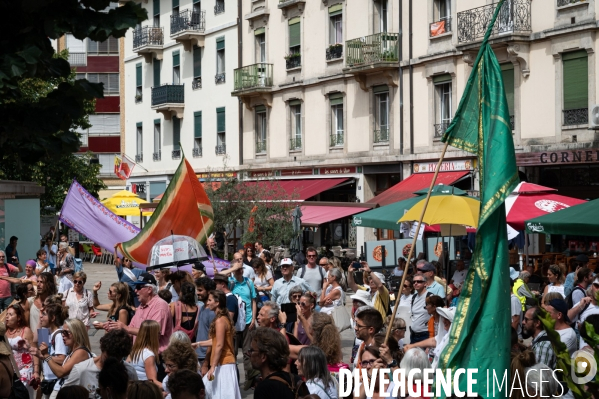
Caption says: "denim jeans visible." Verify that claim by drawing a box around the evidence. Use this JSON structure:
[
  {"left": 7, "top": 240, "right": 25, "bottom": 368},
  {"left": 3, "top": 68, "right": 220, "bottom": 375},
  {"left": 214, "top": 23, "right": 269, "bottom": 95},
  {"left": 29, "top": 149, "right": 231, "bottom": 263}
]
[{"left": 0, "top": 296, "right": 13, "bottom": 312}]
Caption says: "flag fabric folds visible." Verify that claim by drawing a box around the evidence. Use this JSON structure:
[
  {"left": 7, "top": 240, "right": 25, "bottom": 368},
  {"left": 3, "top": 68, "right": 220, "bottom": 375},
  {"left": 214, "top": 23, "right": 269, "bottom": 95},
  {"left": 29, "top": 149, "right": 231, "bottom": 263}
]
[
  {"left": 117, "top": 157, "right": 214, "bottom": 265},
  {"left": 438, "top": 0, "right": 519, "bottom": 397},
  {"left": 114, "top": 155, "right": 135, "bottom": 181}
]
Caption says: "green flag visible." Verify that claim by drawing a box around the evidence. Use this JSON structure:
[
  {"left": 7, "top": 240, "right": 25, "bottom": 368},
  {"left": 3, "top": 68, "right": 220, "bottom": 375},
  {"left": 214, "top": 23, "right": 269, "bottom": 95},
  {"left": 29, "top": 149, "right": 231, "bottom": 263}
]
[{"left": 438, "top": 0, "right": 519, "bottom": 397}]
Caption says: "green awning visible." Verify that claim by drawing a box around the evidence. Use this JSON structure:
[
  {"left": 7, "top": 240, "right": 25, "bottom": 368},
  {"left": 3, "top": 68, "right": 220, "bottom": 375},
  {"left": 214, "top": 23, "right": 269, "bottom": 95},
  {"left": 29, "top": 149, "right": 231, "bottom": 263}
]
[{"left": 525, "top": 198, "right": 594, "bottom": 236}]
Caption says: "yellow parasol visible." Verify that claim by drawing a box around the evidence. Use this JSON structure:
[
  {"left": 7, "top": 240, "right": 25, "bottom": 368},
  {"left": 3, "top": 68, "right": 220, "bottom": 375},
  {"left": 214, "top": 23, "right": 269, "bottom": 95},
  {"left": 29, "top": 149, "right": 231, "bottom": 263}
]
[
  {"left": 101, "top": 190, "right": 153, "bottom": 216},
  {"left": 397, "top": 195, "right": 480, "bottom": 228}
]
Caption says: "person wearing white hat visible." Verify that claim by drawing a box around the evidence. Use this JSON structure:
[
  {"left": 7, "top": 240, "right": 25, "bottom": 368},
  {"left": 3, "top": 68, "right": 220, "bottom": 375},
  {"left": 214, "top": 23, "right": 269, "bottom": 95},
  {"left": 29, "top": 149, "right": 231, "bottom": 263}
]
[
  {"left": 404, "top": 307, "right": 456, "bottom": 369},
  {"left": 270, "top": 258, "right": 312, "bottom": 306},
  {"left": 348, "top": 261, "right": 389, "bottom": 321}
]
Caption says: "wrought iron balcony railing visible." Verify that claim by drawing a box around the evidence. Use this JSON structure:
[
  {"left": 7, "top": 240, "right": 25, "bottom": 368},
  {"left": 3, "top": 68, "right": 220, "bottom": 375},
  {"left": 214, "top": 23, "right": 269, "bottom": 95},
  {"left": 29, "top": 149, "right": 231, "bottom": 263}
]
[
  {"left": 290, "top": 137, "right": 302, "bottom": 150},
  {"left": 133, "top": 26, "right": 164, "bottom": 49},
  {"left": 192, "top": 77, "right": 202, "bottom": 90},
  {"left": 330, "top": 134, "right": 344, "bottom": 147},
  {"left": 457, "top": 0, "right": 531, "bottom": 44},
  {"left": 430, "top": 17, "right": 452, "bottom": 38},
  {"left": 153, "top": 151, "right": 161, "bottom": 161},
  {"left": 286, "top": 55, "right": 301, "bottom": 69},
  {"left": 256, "top": 140, "right": 267, "bottom": 154},
  {"left": 215, "top": 144, "right": 226, "bottom": 155},
  {"left": 346, "top": 32, "right": 399, "bottom": 67},
  {"left": 510, "top": 115, "right": 515, "bottom": 131},
  {"left": 68, "top": 52, "right": 87, "bottom": 66},
  {"left": 135, "top": 153, "right": 143, "bottom": 163},
  {"left": 326, "top": 45, "right": 343, "bottom": 60},
  {"left": 151, "top": 84, "right": 184, "bottom": 106},
  {"left": 214, "top": 1, "right": 224, "bottom": 14},
  {"left": 434, "top": 122, "right": 450, "bottom": 140},
  {"left": 172, "top": 149, "right": 181, "bottom": 159},
  {"left": 373, "top": 127, "right": 389, "bottom": 143},
  {"left": 557, "top": 0, "right": 585, "bottom": 6},
  {"left": 563, "top": 108, "right": 588, "bottom": 126},
  {"left": 234, "top": 63, "right": 273, "bottom": 91},
  {"left": 215, "top": 73, "right": 226, "bottom": 84},
  {"left": 171, "top": 9, "right": 206, "bottom": 35},
  {"left": 192, "top": 147, "right": 202, "bottom": 157}
]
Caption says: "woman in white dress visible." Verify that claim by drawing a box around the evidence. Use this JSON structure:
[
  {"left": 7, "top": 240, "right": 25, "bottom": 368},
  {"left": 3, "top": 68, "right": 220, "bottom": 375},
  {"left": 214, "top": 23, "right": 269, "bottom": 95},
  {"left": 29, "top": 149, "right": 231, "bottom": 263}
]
[
  {"left": 543, "top": 264, "right": 565, "bottom": 298},
  {"left": 319, "top": 268, "right": 345, "bottom": 315}
]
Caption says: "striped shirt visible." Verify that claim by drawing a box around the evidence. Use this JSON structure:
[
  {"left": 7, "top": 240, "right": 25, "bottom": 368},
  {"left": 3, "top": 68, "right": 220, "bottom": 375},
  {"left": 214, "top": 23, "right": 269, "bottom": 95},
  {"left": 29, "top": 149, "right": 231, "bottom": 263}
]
[{"left": 531, "top": 331, "right": 556, "bottom": 370}]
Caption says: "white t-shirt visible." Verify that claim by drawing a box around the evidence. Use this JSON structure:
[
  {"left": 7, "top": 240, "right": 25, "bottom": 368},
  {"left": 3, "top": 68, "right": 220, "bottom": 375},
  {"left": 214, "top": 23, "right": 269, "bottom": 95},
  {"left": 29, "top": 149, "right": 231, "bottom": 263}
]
[
  {"left": 557, "top": 328, "right": 578, "bottom": 356},
  {"left": 392, "top": 268, "right": 404, "bottom": 277},
  {"left": 65, "top": 288, "right": 94, "bottom": 327},
  {"left": 451, "top": 269, "right": 467, "bottom": 288},
  {"left": 575, "top": 302, "right": 599, "bottom": 326},
  {"left": 63, "top": 358, "right": 138, "bottom": 397},
  {"left": 510, "top": 294, "right": 523, "bottom": 337},
  {"left": 243, "top": 265, "right": 256, "bottom": 280},
  {"left": 254, "top": 270, "right": 273, "bottom": 293},
  {"left": 43, "top": 330, "right": 68, "bottom": 380},
  {"left": 128, "top": 348, "right": 157, "bottom": 380},
  {"left": 306, "top": 378, "right": 338, "bottom": 399},
  {"left": 300, "top": 266, "right": 326, "bottom": 296},
  {"left": 398, "top": 294, "right": 412, "bottom": 308}
]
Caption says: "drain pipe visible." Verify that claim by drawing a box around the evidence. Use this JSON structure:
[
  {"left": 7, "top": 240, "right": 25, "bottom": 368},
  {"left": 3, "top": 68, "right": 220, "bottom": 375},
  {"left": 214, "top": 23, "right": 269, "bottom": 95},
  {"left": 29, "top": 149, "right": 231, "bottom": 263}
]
[
  {"left": 409, "top": 0, "right": 414, "bottom": 155},
  {"left": 238, "top": 0, "right": 243, "bottom": 167},
  {"left": 399, "top": 0, "right": 404, "bottom": 154}
]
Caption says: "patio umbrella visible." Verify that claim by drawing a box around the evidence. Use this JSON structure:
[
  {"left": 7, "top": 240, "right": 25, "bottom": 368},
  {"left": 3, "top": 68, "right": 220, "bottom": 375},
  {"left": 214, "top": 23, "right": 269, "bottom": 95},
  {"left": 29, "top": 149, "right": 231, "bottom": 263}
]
[
  {"left": 290, "top": 205, "right": 303, "bottom": 257},
  {"left": 101, "top": 190, "right": 152, "bottom": 217},
  {"left": 397, "top": 195, "right": 480, "bottom": 228},
  {"left": 525, "top": 198, "right": 599, "bottom": 236}
]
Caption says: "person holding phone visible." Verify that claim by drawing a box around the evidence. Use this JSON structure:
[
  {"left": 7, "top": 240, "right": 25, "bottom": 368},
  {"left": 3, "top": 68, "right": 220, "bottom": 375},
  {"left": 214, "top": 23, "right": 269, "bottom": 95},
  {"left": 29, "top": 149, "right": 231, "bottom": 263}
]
[
  {"left": 347, "top": 261, "right": 389, "bottom": 320},
  {"left": 34, "top": 303, "right": 68, "bottom": 399}
]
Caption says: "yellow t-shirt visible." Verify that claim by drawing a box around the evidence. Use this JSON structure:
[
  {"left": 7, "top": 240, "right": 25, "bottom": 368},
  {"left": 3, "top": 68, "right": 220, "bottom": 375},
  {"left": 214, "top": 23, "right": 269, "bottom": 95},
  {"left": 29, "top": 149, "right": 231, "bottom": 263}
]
[{"left": 358, "top": 284, "right": 389, "bottom": 320}]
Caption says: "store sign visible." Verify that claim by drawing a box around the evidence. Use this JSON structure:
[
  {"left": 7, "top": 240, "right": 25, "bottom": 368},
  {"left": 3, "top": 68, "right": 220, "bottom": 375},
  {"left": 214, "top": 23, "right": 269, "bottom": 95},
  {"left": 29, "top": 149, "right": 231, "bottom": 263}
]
[
  {"left": 280, "top": 168, "right": 313, "bottom": 176},
  {"left": 413, "top": 160, "right": 474, "bottom": 173},
  {"left": 321, "top": 166, "right": 357, "bottom": 175},
  {"left": 196, "top": 172, "right": 237, "bottom": 179},
  {"left": 516, "top": 149, "right": 599, "bottom": 166},
  {"left": 249, "top": 171, "right": 275, "bottom": 178}
]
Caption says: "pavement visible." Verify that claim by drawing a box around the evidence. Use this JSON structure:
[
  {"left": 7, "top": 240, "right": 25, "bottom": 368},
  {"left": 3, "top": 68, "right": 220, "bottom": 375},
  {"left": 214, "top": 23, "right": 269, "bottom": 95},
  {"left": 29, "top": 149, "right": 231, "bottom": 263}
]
[{"left": 81, "top": 261, "right": 358, "bottom": 399}]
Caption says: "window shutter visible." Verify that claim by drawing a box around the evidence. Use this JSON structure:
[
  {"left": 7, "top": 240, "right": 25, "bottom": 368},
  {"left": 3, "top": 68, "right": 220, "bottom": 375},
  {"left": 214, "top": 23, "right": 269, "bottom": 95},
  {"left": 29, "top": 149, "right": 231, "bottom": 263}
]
[
  {"left": 193, "top": 46, "right": 201, "bottom": 77},
  {"left": 136, "top": 63, "right": 142, "bottom": 87},
  {"left": 330, "top": 93, "right": 343, "bottom": 106},
  {"left": 329, "top": 4, "right": 342, "bottom": 16},
  {"left": 194, "top": 111, "right": 202, "bottom": 138},
  {"left": 173, "top": 50, "right": 180, "bottom": 67},
  {"left": 254, "top": 27, "right": 265, "bottom": 36},
  {"left": 216, "top": 107, "right": 225, "bottom": 132},
  {"left": 500, "top": 64, "right": 514, "bottom": 115},
  {"left": 289, "top": 99, "right": 301, "bottom": 106},
  {"left": 255, "top": 105, "right": 266, "bottom": 112},
  {"left": 153, "top": 0, "right": 160, "bottom": 15},
  {"left": 153, "top": 58, "right": 161, "bottom": 87},
  {"left": 216, "top": 36, "right": 225, "bottom": 50},
  {"left": 136, "top": 122, "right": 143, "bottom": 128},
  {"left": 67, "top": 34, "right": 86, "bottom": 52},
  {"left": 98, "top": 40, "right": 109, "bottom": 53},
  {"left": 173, "top": 117, "right": 181, "bottom": 150},
  {"left": 154, "top": 118, "right": 161, "bottom": 125},
  {"left": 87, "top": 40, "right": 99, "bottom": 53},
  {"left": 173, "top": 0, "right": 179, "bottom": 8},
  {"left": 108, "top": 37, "right": 118, "bottom": 54},
  {"left": 373, "top": 85, "right": 388, "bottom": 94},
  {"left": 433, "top": 74, "right": 451, "bottom": 84},
  {"left": 289, "top": 18, "right": 300, "bottom": 48},
  {"left": 563, "top": 50, "right": 588, "bottom": 110}
]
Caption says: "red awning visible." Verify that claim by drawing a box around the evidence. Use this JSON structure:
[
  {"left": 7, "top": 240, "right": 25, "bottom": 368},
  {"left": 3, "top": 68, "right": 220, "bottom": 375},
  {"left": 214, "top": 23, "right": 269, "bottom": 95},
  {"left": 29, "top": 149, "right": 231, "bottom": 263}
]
[
  {"left": 249, "top": 178, "right": 349, "bottom": 201},
  {"left": 367, "top": 171, "right": 470, "bottom": 206},
  {"left": 300, "top": 205, "right": 369, "bottom": 227}
]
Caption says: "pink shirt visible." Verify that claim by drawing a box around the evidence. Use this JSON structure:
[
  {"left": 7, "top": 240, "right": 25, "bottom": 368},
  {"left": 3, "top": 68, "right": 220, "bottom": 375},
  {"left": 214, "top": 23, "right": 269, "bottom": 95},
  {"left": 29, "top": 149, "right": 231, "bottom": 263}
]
[
  {"left": 129, "top": 295, "right": 173, "bottom": 353},
  {"left": 0, "top": 263, "right": 18, "bottom": 298}
]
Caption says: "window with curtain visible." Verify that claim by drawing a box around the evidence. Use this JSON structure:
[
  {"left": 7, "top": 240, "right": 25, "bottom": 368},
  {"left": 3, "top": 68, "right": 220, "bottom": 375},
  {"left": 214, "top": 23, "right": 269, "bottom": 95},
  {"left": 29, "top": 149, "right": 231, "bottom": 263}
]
[
  {"left": 135, "top": 63, "right": 142, "bottom": 101},
  {"left": 136, "top": 124, "right": 143, "bottom": 156},
  {"left": 255, "top": 106, "right": 267, "bottom": 153},
  {"left": 255, "top": 31, "right": 266, "bottom": 63},
  {"left": 216, "top": 107, "right": 226, "bottom": 152},
  {"left": 374, "top": 86, "right": 389, "bottom": 142},
  {"left": 330, "top": 94, "right": 344, "bottom": 146},
  {"left": 289, "top": 101, "right": 302, "bottom": 150},
  {"left": 173, "top": 50, "right": 180, "bottom": 84},
  {"left": 377, "top": 0, "right": 388, "bottom": 33},
  {"left": 194, "top": 111, "right": 202, "bottom": 155},
  {"left": 329, "top": 6, "right": 342, "bottom": 45},
  {"left": 153, "top": 0, "right": 160, "bottom": 26},
  {"left": 173, "top": 117, "right": 181, "bottom": 155},
  {"left": 433, "top": 74, "right": 452, "bottom": 126},
  {"left": 562, "top": 50, "right": 588, "bottom": 126},
  {"left": 216, "top": 37, "right": 225, "bottom": 75},
  {"left": 289, "top": 18, "right": 300, "bottom": 54},
  {"left": 154, "top": 120, "right": 161, "bottom": 159}
]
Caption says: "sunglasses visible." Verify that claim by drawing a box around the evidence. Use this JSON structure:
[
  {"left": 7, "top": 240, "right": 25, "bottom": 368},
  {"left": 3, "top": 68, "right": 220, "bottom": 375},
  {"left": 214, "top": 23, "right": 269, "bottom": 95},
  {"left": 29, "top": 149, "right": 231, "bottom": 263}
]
[
  {"left": 319, "top": 263, "right": 328, "bottom": 266},
  {"left": 403, "top": 284, "right": 411, "bottom": 288},
  {"left": 394, "top": 327, "right": 407, "bottom": 331},
  {"left": 413, "top": 280, "right": 425, "bottom": 284},
  {"left": 134, "top": 285, "right": 149, "bottom": 291},
  {"left": 307, "top": 255, "right": 317, "bottom": 258},
  {"left": 299, "top": 302, "right": 309, "bottom": 307},
  {"left": 292, "top": 294, "right": 302, "bottom": 298},
  {"left": 61, "top": 330, "right": 72, "bottom": 337},
  {"left": 74, "top": 280, "right": 84, "bottom": 285}
]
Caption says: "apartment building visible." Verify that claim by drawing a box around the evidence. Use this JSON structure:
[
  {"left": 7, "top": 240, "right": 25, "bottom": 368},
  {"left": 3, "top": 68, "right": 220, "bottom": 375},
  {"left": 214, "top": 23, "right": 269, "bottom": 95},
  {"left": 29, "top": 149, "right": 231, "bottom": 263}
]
[{"left": 122, "top": 0, "right": 240, "bottom": 202}]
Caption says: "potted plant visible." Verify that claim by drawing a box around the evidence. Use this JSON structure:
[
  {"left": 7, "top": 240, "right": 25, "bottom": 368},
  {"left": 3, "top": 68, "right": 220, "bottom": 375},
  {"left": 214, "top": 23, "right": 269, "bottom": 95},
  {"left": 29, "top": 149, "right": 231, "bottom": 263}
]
[
  {"left": 135, "top": 94, "right": 142, "bottom": 102},
  {"left": 284, "top": 53, "right": 301, "bottom": 60}
]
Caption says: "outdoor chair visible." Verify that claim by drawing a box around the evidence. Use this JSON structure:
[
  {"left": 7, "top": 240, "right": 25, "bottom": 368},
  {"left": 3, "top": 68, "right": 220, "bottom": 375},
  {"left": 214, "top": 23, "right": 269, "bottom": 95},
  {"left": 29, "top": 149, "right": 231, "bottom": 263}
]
[{"left": 90, "top": 245, "right": 102, "bottom": 263}]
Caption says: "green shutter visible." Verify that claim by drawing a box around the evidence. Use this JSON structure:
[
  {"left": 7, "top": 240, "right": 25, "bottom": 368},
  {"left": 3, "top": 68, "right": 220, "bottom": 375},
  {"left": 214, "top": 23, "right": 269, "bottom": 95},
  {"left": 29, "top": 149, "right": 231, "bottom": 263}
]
[
  {"left": 216, "top": 107, "right": 225, "bottom": 132},
  {"left": 433, "top": 74, "right": 451, "bottom": 84},
  {"left": 289, "top": 99, "right": 301, "bottom": 106},
  {"left": 173, "top": 117, "right": 180, "bottom": 150},
  {"left": 194, "top": 111, "right": 202, "bottom": 138},
  {"left": 500, "top": 64, "right": 514, "bottom": 115},
  {"left": 136, "top": 63, "right": 142, "bottom": 86},
  {"left": 136, "top": 122, "right": 143, "bottom": 127},
  {"left": 254, "top": 27, "right": 265, "bottom": 36},
  {"left": 172, "top": 0, "right": 178, "bottom": 8},
  {"left": 173, "top": 50, "right": 180, "bottom": 67},
  {"left": 563, "top": 50, "right": 588, "bottom": 110},
  {"left": 153, "top": 58, "right": 161, "bottom": 87},
  {"left": 289, "top": 20, "right": 300, "bottom": 48},
  {"left": 153, "top": 0, "right": 159, "bottom": 15},
  {"left": 255, "top": 105, "right": 266, "bottom": 112},
  {"left": 193, "top": 46, "right": 201, "bottom": 77},
  {"left": 373, "top": 85, "right": 388, "bottom": 94},
  {"left": 330, "top": 93, "right": 343, "bottom": 106},
  {"left": 329, "top": 4, "right": 342, "bottom": 16},
  {"left": 154, "top": 118, "right": 161, "bottom": 124},
  {"left": 216, "top": 36, "right": 225, "bottom": 50}
]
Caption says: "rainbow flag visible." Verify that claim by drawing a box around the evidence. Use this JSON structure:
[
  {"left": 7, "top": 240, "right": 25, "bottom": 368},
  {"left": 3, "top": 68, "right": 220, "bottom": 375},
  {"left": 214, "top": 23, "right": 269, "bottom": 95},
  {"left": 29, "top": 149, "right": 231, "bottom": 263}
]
[{"left": 117, "top": 157, "right": 214, "bottom": 264}]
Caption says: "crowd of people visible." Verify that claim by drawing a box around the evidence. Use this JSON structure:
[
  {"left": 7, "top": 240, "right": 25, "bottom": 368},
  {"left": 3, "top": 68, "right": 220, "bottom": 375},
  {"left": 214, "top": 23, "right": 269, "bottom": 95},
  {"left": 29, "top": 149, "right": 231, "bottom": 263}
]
[{"left": 0, "top": 235, "right": 597, "bottom": 399}]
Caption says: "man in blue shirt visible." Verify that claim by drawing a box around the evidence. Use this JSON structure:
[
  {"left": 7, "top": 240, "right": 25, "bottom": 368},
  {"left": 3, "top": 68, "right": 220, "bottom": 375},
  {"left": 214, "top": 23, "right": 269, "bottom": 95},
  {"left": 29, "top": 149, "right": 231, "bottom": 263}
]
[
  {"left": 194, "top": 277, "right": 216, "bottom": 375},
  {"left": 418, "top": 262, "right": 446, "bottom": 298},
  {"left": 114, "top": 256, "right": 143, "bottom": 306},
  {"left": 271, "top": 258, "right": 312, "bottom": 305}
]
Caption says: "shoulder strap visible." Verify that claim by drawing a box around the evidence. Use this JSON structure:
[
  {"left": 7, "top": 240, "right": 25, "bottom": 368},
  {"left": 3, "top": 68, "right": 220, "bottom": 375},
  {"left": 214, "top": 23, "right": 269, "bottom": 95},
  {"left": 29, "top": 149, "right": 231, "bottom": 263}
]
[
  {"left": 311, "top": 381, "right": 333, "bottom": 399},
  {"left": 299, "top": 265, "right": 306, "bottom": 278},
  {"left": 174, "top": 301, "right": 182, "bottom": 326},
  {"left": 319, "top": 266, "right": 325, "bottom": 281}
]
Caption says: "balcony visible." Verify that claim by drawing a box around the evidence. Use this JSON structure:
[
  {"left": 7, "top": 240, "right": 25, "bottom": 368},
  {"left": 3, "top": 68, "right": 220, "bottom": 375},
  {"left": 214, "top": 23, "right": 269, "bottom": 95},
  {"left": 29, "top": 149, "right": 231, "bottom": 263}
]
[
  {"left": 557, "top": 0, "right": 586, "bottom": 6},
  {"left": 68, "top": 52, "right": 87, "bottom": 66},
  {"left": 215, "top": 144, "right": 226, "bottom": 155},
  {"left": 172, "top": 150, "right": 181, "bottom": 160},
  {"left": 232, "top": 64, "right": 273, "bottom": 110},
  {"left": 192, "top": 77, "right": 202, "bottom": 90},
  {"left": 290, "top": 137, "right": 302, "bottom": 151},
  {"left": 135, "top": 153, "right": 143, "bottom": 163},
  {"left": 563, "top": 108, "right": 588, "bottom": 126},
  {"left": 330, "top": 134, "right": 344, "bottom": 147},
  {"left": 215, "top": 73, "right": 226, "bottom": 84},
  {"left": 430, "top": 17, "right": 452, "bottom": 38},
  {"left": 151, "top": 84, "right": 184, "bottom": 120},
  {"left": 171, "top": 9, "right": 206, "bottom": 51},
  {"left": 192, "top": 147, "right": 202, "bottom": 157},
  {"left": 510, "top": 115, "right": 515, "bottom": 131},
  {"left": 373, "top": 128, "right": 389, "bottom": 144},
  {"left": 256, "top": 140, "right": 267, "bottom": 154},
  {"left": 456, "top": 1, "right": 531, "bottom": 46},
  {"left": 153, "top": 151, "right": 161, "bottom": 161},
  {"left": 326, "top": 45, "right": 343, "bottom": 61},
  {"left": 344, "top": 33, "right": 399, "bottom": 90},
  {"left": 133, "top": 26, "right": 164, "bottom": 63},
  {"left": 434, "top": 122, "right": 450, "bottom": 141},
  {"left": 286, "top": 54, "right": 301, "bottom": 70}
]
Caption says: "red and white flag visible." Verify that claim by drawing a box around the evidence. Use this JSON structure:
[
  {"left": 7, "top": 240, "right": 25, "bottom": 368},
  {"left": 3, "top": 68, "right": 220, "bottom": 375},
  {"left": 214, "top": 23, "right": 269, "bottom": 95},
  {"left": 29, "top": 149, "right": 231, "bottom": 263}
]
[{"left": 114, "top": 155, "right": 135, "bottom": 181}]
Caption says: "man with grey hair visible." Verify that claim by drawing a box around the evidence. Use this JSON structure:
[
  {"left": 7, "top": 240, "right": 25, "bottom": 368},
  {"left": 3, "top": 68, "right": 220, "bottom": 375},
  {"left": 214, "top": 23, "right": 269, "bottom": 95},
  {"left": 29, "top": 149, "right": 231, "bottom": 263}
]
[
  {"left": 513, "top": 271, "right": 537, "bottom": 311},
  {"left": 410, "top": 272, "right": 432, "bottom": 344},
  {"left": 0, "top": 249, "right": 22, "bottom": 311},
  {"left": 106, "top": 272, "right": 173, "bottom": 352},
  {"left": 257, "top": 301, "right": 280, "bottom": 328}
]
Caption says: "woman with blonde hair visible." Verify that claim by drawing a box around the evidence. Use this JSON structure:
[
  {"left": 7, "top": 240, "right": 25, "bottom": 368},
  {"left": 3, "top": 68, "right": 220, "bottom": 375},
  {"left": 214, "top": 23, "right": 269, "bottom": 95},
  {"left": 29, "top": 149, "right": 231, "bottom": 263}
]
[
  {"left": 309, "top": 312, "right": 348, "bottom": 381},
  {"left": 126, "top": 320, "right": 161, "bottom": 389},
  {"left": 251, "top": 257, "right": 274, "bottom": 303},
  {"left": 92, "top": 281, "right": 133, "bottom": 327},
  {"left": 63, "top": 271, "right": 97, "bottom": 329}
]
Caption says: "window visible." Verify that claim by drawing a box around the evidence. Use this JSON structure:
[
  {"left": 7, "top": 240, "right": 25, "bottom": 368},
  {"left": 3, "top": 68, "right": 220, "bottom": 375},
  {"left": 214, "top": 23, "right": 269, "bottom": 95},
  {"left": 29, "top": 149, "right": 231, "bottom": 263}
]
[
  {"left": 136, "top": 123, "right": 143, "bottom": 162},
  {"left": 501, "top": 63, "right": 514, "bottom": 130},
  {"left": 329, "top": 6, "right": 342, "bottom": 45},
  {"left": 376, "top": 0, "right": 388, "bottom": 33},
  {"left": 431, "top": 0, "right": 451, "bottom": 36},
  {"left": 193, "top": 45, "right": 202, "bottom": 88},
  {"left": 153, "top": 0, "right": 160, "bottom": 26},
  {"left": 215, "top": 0, "right": 224, "bottom": 14},
  {"left": 216, "top": 107, "right": 226, "bottom": 154},
  {"left": 98, "top": 153, "right": 120, "bottom": 175},
  {"left": 172, "top": 0, "right": 179, "bottom": 15},
  {"left": 373, "top": 86, "right": 389, "bottom": 143},
  {"left": 172, "top": 117, "right": 181, "bottom": 158},
  {"left": 193, "top": 0, "right": 201, "bottom": 14},
  {"left": 433, "top": 74, "right": 452, "bottom": 139},
  {"left": 193, "top": 111, "right": 202, "bottom": 157},
  {"left": 255, "top": 106, "right": 267, "bottom": 154},
  {"left": 153, "top": 58, "right": 161, "bottom": 87},
  {"left": 86, "top": 73, "right": 119, "bottom": 95},
  {"left": 562, "top": 50, "right": 589, "bottom": 126},
  {"left": 66, "top": 34, "right": 86, "bottom": 66},
  {"left": 255, "top": 29, "right": 266, "bottom": 63},
  {"left": 290, "top": 100, "right": 302, "bottom": 150},
  {"left": 330, "top": 94, "right": 344, "bottom": 146},
  {"left": 289, "top": 18, "right": 300, "bottom": 55},
  {"left": 153, "top": 120, "right": 161, "bottom": 161},
  {"left": 135, "top": 63, "right": 142, "bottom": 102},
  {"left": 173, "top": 50, "right": 180, "bottom": 84},
  {"left": 88, "top": 37, "right": 119, "bottom": 54},
  {"left": 88, "top": 114, "right": 120, "bottom": 135},
  {"left": 216, "top": 37, "right": 225, "bottom": 83}
]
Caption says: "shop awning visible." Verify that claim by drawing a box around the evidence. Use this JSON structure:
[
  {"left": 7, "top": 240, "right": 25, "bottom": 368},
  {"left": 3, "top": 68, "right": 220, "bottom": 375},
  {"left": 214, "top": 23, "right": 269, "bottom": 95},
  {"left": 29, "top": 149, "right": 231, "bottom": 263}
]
[
  {"left": 367, "top": 171, "right": 470, "bottom": 206},
  {"left": 249, "top": 178, "right": 349, "bottom": 201},
  {"left": 300, "top": 205, "right": 370, "bottom": 227}
]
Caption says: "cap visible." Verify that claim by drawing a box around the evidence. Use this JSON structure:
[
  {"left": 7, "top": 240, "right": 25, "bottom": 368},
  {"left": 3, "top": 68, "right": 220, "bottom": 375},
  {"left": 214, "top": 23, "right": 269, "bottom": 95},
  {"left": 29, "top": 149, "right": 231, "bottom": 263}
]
[
  {"left": 418, "top": 262, "right": 436, "bottom": 272},
  {"left": 509, "top": 267, "right": 519, "bottom": 280},
  {"left": 280, "top": 258, "right": 293, "bottom": 267},
  {"left": 437, "top": 307, "right": 456, "bottom": 323},
  {"left": 372, "top": 272, "right": 386, "bottom": 283},
  {"left": 213, "top": 273, "right": 228, "bottom": 284},
  {"left": 548, "top": 298, "right": 570, "bottom": 323},
  {"left": 192, "top": 261, "right": 205, "bottom": 271},
  {"left": 350, "top": 290, "right": 373, "bottom": 307},
  {"left": 25, "top": 260, "right": 36, "bottom": 267},
  {"left": 132, "top": 272, "right": 157, "bottom": 286},
  {"left": 165, "top": 270, "right": 188, "bottom": 282},
  {"left": 576, "top": 254, "right": 590, "bottom": 263}
]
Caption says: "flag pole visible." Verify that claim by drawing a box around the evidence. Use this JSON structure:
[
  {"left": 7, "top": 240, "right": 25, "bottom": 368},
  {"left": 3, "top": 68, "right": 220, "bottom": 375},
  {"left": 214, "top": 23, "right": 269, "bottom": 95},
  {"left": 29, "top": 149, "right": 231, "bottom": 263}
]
[{"left": 385, "top": 141, "right": 451, "bottom": 343}]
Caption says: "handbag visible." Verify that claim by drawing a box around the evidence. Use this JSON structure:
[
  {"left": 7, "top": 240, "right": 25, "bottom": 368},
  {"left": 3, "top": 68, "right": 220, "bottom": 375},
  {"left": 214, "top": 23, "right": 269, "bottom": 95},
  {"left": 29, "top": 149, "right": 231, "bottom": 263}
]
[
  {"left": 330, "top": 305, "right": 351, "bottom": 332},
  {"left": 40, "top": 379, "right": 58, "bottom": 395},
  {"left": 0, "top": 357, "right": 29, "bottom": 399}
]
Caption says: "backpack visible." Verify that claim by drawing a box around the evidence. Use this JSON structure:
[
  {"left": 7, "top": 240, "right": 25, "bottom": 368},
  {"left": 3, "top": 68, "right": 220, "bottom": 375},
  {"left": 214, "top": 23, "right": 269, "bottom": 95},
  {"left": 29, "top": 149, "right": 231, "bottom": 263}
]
[
  {"left": 227, "top": 292, "right": 246, "bottom": 332},
  {"left": 73, "top": 258, "right": 83, "bottom": 273},
  {"left": 412, "top": 291, "right": 433, "bottom": 308},
  {"left": 566, "top": 286, "right": 586, "bottom": 309}
]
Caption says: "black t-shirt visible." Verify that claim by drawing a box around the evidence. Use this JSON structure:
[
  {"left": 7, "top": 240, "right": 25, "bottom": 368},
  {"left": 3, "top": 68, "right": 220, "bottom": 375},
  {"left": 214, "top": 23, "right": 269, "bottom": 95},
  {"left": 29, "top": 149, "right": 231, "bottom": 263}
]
[{"left": 254, "top": 371, "right": 307, "bottom": 399}]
